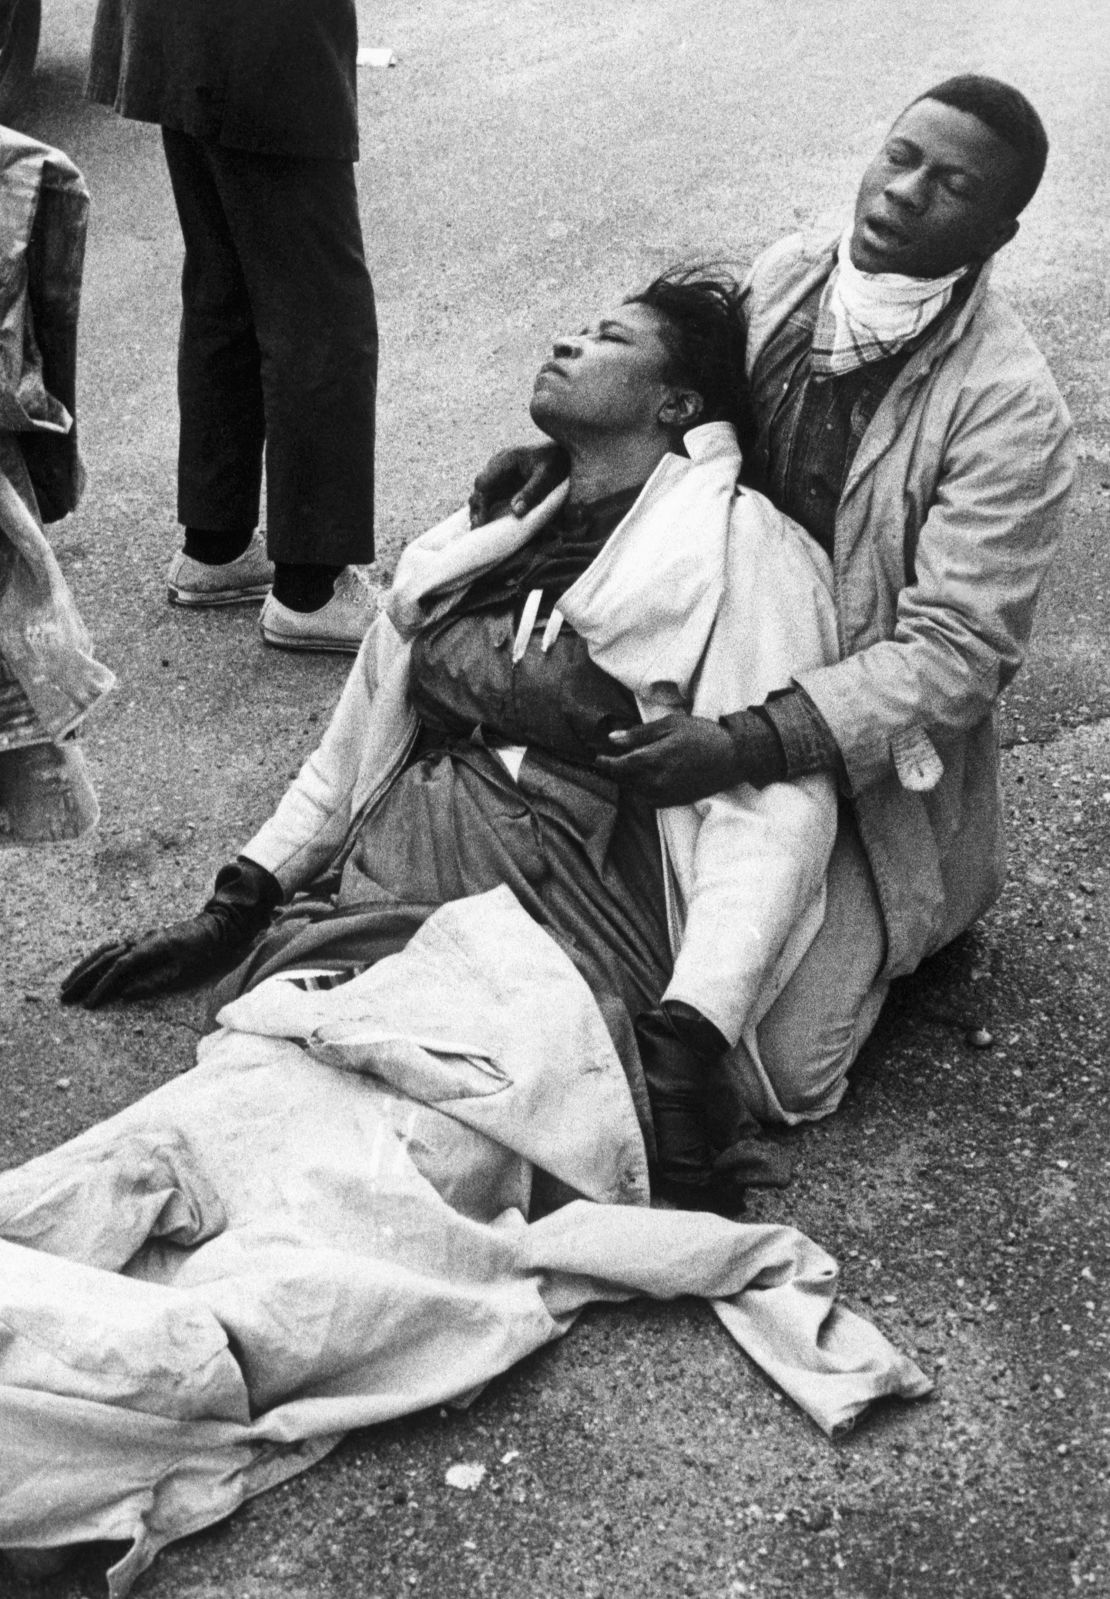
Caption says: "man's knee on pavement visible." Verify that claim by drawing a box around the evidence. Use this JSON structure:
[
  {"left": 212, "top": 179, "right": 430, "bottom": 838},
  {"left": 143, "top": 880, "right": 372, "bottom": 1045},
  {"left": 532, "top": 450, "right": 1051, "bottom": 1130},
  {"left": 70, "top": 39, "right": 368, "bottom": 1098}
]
[
  {"left": 725, "top": 977, "right": 889, "bottom": 1124},
  {"left": 756, "top": 998, "right": 880, "bottom": 1118}
]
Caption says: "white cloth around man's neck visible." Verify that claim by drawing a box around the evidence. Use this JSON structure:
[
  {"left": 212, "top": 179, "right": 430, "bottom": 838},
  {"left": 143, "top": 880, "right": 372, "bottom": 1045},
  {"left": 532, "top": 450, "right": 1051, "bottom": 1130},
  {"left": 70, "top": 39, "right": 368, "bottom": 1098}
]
[{"left": 814, "top": 231, "right": 970, "bottom": 374}]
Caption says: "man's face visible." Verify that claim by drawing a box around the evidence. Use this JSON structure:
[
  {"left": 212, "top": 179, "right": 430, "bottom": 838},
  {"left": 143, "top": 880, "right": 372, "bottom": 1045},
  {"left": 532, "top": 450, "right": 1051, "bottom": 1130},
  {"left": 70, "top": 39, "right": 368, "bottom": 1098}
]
[
  {"left": 850, "top": 98, "right": 1022, "bottom": 278},
  {"left": 529, "top": 302, "right": 678, "bottom": 440}
]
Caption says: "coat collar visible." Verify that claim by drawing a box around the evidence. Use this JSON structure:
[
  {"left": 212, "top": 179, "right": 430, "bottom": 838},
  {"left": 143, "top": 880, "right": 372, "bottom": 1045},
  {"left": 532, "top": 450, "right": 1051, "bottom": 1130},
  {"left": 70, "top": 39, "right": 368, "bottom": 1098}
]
[
  {"left": 758, "top": 228, "right": 995, "bottom": 509},
  {"left": 841, "top": 254, "right": 992, "bottom": 503}
]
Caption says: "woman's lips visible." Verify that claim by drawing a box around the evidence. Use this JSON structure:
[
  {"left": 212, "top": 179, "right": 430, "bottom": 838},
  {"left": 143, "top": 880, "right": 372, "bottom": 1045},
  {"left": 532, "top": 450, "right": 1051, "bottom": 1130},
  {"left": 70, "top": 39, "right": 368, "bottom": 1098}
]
[{"left": 533, "top": 361, "right": 567, "bottom": 388}]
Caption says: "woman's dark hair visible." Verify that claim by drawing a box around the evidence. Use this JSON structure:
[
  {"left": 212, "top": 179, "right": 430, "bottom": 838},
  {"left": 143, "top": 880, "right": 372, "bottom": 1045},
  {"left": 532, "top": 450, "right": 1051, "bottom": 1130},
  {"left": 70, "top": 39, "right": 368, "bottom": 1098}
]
[
  {"left": 913, "top": 75, "right": 1048, "bottom": 215},
  {"left": 624, "top": 265, "right": 757, "bottom": 459}
]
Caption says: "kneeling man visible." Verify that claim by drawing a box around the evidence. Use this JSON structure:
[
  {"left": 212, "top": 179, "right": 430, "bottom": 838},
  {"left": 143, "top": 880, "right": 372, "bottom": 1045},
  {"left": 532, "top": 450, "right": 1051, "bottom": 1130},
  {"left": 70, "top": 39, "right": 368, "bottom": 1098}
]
[{"left": 474, "top": 75, "right": 1075, "bottom": 1123}]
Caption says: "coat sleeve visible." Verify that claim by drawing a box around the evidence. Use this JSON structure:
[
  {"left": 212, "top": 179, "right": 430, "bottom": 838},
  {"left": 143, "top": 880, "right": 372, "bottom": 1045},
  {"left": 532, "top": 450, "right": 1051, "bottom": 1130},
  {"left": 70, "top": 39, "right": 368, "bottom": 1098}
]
[
  {"left": 240, "top": 615, "right": 410, "bottom": 893},
  {"left": 796, "top": 361, "right": 1075, "bottom": 796},
  {"left": 660, "top": 495, "right": 840, "bottom": 1041},
  {"left": 662, "top": 770, "right": 837, "bottom": 1043}
]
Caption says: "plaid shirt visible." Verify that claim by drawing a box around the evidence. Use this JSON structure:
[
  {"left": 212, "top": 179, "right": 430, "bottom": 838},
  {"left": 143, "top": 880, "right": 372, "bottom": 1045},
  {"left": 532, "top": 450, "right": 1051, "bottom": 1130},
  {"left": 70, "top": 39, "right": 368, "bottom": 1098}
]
[
  {"left": 749, "top": 279, "right": 911, "bottom": 561},
  {"left": 735, "top": 280, "right": 917, "bottom": 780}
]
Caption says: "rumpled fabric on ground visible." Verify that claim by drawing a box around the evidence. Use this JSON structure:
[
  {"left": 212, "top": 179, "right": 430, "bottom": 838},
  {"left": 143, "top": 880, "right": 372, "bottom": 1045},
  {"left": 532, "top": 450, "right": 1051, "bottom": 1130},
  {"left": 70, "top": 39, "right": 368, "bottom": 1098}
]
[{"left": 0, "top": 889, "right": 930, "bottom": 1593}]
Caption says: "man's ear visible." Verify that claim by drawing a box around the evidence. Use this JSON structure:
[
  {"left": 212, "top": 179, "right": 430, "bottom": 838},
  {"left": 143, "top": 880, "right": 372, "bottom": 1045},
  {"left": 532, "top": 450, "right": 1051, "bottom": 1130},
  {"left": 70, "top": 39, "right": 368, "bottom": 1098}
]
[
  {"left": 980, "top": 215, "right": 1019, "bottom": 261},
  {"left": 659, "top": 389, "right": 702, "bottom": 430}
]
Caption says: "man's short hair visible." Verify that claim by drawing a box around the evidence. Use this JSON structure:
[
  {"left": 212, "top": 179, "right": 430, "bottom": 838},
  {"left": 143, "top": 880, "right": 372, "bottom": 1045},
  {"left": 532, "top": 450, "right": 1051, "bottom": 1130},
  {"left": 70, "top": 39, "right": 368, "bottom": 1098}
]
[{"left": 913, "top": 74, "right": 1048, "bottom": 215}]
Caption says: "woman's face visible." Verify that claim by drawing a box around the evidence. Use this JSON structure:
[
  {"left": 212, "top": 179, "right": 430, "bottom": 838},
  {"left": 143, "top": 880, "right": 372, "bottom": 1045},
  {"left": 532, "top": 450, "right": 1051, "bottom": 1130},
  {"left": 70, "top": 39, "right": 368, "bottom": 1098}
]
[{"left": 529, "top": 302, "right": 677, "bottom": 440}]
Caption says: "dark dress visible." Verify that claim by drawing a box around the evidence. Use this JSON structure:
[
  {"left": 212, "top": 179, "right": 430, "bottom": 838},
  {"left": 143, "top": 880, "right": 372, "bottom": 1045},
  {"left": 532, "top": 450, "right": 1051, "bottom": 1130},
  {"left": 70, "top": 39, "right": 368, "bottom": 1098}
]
[{"left": 225, "top": 492, "right": 672, "bottom": 1119}]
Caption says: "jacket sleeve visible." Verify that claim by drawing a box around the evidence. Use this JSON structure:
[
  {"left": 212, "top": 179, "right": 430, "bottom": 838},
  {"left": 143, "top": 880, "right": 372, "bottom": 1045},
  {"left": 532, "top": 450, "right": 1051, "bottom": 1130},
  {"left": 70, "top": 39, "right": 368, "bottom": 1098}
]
[
  {"left": 240, "top": 615, "right": 409, "bottom": 893},
  {"left": 796, "top": 363, "right": 1075, "bottom": 795},
  {"left": 662, "top": 770, "right": 837, "bottom": 1043},
  {"left": 660, "top": 494, "right": 840, "bottom": 1041}
]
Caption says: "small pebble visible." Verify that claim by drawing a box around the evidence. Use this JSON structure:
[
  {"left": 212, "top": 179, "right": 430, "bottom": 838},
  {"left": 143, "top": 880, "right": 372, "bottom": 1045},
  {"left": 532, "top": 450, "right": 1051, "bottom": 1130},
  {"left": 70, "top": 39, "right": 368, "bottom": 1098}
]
[
  {"left": 967, "top": 1027, "right": 994, "bottom": 1049},
  {"left": 55, "top": 1078, "right": 71, "bottom": 1091},
  {"left": 445, "top": 1462, "right": 486, "bottom": 1491}
]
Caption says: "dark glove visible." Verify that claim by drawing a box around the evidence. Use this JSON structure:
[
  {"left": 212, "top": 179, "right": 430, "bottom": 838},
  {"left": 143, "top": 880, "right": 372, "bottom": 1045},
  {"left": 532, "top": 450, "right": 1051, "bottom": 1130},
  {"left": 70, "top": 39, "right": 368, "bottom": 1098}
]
[
  {"left": 467, "top": 443, "right": 567, "bottom": 527},
  {"left": 60, "top": 858, "right": 282, "bottom": 1008},
  {"left": 635, "top": 1001, "right": 746, "bottom": 1215},
  {"left": 597, "top": 711, "right": 789, "bottom": 807},
  {"left": 595, "top": 714, "right": 742, "bottom": 807}
]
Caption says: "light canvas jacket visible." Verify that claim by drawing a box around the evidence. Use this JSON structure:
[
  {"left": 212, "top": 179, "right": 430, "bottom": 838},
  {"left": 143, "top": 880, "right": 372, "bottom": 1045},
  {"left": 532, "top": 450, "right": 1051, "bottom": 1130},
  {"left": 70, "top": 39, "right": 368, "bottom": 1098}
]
[
  {"left": 743, "top": 232, "right": 1076, "bottom": 977},
  {"left": 244, "top": 424, "right": 840, "bottom": 1054}
]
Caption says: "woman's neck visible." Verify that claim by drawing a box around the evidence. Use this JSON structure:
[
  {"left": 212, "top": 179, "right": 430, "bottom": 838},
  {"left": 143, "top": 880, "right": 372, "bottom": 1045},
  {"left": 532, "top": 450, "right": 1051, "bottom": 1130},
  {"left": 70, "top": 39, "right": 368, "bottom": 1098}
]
[{"left": 563, "top": 433, "right": 671, "bottom": 506}]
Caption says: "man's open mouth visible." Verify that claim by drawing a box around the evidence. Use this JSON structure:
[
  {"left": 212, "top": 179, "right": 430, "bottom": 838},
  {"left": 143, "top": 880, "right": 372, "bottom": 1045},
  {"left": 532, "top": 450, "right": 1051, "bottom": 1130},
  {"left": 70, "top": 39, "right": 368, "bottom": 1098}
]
[{"left": 862, "top": 214, "right": 910, "bottom": 246}]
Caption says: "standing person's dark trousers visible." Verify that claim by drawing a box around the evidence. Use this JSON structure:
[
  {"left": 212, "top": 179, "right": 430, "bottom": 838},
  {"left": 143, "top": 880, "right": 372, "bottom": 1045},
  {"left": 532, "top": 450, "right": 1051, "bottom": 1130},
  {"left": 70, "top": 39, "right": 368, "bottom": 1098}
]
[
  {"left": 88, "top": 0, "right": 383, "bottom": 650},
  {"left": 163, "top": 130, "right": 377, "bottom": 571}
]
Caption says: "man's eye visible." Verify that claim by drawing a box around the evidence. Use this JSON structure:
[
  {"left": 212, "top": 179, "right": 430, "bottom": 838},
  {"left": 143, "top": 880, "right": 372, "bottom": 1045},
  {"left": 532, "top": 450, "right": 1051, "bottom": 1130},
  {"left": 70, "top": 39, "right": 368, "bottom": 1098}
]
[
  {"left": 884, "top": 145, "right": 913, "bottom": 167},
  {"left": 942, "top": 176, "right": 974, "bottom": 199}
]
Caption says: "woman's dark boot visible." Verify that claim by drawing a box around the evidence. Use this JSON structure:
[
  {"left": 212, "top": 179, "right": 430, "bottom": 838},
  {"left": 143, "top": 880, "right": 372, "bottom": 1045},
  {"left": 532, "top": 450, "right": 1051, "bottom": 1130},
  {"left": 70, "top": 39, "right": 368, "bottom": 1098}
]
[{"left": 634, "top": 1002, "right": 747, "bottom": 1216}]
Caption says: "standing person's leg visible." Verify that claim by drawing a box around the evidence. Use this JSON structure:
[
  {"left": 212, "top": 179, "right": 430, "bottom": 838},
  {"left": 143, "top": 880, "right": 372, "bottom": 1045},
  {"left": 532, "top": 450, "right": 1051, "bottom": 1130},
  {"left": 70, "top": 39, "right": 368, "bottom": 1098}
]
[
  {"left": 161, "top": 130, "right": 274, "bottom": 607},
  {"left": 200, "top": 146, "right": 379, "bottom": 651}
]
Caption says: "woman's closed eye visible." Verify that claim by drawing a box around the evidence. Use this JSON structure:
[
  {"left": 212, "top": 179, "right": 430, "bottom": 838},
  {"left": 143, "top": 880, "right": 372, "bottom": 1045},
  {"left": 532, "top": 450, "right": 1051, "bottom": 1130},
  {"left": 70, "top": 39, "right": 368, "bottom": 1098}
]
[{"left": 577, "top": 320, "right": 632, "bottom": 344}]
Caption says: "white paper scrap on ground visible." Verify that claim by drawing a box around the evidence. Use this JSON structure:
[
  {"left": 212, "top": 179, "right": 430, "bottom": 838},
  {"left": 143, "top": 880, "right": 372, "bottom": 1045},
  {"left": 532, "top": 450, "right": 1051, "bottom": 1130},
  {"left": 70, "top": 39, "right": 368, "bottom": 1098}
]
[
  {"left": 357, "top": 47, "right": 397, "bottom": 67},
  {"left": 445, "top": 1462, "right": 487, "bottom": 1491}
]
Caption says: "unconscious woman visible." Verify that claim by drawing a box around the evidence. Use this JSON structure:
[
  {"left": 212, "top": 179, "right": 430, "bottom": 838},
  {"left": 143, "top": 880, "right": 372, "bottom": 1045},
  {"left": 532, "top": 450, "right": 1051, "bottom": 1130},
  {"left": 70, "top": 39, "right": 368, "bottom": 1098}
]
[
  {"left": 64, "top": 269, "right": 839, "bottom": 1209},
  {"left": 0, "top": 272, "right": 930, "bottom": 1589}
]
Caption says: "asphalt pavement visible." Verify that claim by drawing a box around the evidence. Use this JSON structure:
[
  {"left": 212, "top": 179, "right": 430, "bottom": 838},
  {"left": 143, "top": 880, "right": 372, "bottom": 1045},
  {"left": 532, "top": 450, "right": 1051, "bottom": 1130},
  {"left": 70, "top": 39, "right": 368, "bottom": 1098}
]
[{"left": 1, "top": 2, "right": 1108, "bottom": 1596}]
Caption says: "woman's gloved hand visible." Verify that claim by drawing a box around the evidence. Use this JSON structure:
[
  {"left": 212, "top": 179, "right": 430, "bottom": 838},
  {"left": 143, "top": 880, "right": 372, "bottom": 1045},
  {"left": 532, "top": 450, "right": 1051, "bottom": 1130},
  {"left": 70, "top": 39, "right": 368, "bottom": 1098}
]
[{"left": 60, "top": 858, "right": 282, "bottom": 1008}]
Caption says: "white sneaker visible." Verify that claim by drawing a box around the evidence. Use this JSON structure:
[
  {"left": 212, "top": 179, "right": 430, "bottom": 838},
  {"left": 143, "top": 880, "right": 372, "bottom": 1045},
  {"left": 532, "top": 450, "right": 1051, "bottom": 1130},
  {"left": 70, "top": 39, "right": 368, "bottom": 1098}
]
[
  {"left": 167, "top": 531, "right": 274, "bottom": 607},
  {"left": 259, "top": 567, "right": 383, "bottom": 653}
]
